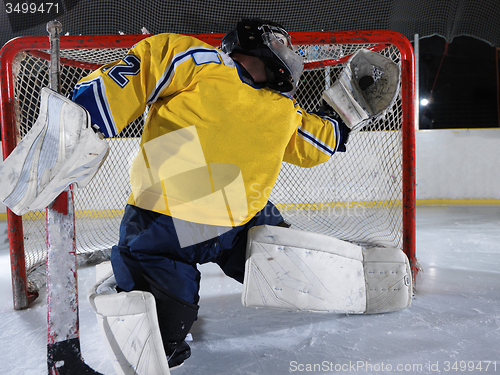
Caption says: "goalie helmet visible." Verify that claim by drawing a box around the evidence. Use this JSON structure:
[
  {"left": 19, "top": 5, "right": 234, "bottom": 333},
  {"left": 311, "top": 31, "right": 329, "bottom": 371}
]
[{"left": 221, "top": 18, "right": 303, "bottom": 95}]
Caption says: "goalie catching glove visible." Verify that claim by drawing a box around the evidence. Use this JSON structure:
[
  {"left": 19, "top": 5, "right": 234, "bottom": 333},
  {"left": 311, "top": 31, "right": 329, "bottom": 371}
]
[
  {"left": 322, "top": 48, "right": 400, "bottom": 131},
  {"left": 0, "top": 87, "right": 109, "bottom": 215}
]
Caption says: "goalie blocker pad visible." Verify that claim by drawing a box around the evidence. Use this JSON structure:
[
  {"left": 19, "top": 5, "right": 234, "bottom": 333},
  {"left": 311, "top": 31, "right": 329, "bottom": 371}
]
[
  {"left": 322, "top": 48, "right": 400, "bottom": 130},
  {"left": 88, "top": 262, "right": 171, "bottom": 375},
  {"left": 0, "top": 87, "right": 109, "bottom": 215},
  {"left": 242, "top": 225, "right": 412, "bottom": 314}
]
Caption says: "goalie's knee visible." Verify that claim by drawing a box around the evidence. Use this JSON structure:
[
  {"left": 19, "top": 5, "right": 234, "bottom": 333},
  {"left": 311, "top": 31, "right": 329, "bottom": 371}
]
[
  {"left": 242, "top": 225, "right": 412, "bottom": 314},
  {"left": 88, "top": 262, "right": 171, "bottom": 375}
]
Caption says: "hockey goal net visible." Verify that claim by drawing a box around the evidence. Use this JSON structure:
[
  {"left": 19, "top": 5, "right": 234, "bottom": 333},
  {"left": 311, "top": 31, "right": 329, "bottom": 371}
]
[{"left": 0, "top": 31, "right": 416, "bottom": 310}]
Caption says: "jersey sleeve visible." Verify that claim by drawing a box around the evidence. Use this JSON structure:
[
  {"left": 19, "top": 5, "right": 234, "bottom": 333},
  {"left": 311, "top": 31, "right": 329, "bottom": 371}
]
[
  {"left": 283, "top": 108, "right": 350, "bottom": 168},
  {"left": 72, "top": 33, "right": 219, "bottom": 137}
]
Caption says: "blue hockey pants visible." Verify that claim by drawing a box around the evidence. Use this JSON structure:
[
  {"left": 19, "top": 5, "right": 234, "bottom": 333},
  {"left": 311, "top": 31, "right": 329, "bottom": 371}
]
[{"left": 110, "top": 201, "right": 284, "bottom": 305}]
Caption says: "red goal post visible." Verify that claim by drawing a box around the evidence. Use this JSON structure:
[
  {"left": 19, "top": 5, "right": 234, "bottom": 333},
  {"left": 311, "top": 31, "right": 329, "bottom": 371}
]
[{"left": 0, "top": 31, "right": 416, "bottom": 310}]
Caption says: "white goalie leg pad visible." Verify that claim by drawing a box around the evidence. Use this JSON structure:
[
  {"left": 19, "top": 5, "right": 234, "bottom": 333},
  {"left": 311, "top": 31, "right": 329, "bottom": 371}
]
[
  {"left": 88, "top": 262, "right": 171, "bottom": 375},
  {"left": 242, "top": 225, "right": 412, "bottom": 314},
  {"left": 322, "top": 48, "right": 400, "bottom": 130},
  {"left": 0, "top": 87, "right": 109, "bottom": 215}
]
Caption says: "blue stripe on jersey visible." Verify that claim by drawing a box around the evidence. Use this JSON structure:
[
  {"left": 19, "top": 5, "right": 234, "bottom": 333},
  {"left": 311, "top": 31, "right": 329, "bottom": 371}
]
[
  {"left": 148, "top": 47, "right": 221, "bottom": 103},
  {"left": 297, "top": 127, "right": 335, "bottom": 156},
  {"left": 319, "top": 114, "right": 341, "bottom": 153},
  {"left": 73, "top": 77, "right": 117, "bottom": 137},
  {"left": 297, "top": 113, "right": 341, "bottom": 156}
]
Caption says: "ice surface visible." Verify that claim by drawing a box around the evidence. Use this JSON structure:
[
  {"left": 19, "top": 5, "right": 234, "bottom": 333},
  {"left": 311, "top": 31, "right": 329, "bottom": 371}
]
[{"left": 0, "top": 206, "right": 499, "bottom": 374}]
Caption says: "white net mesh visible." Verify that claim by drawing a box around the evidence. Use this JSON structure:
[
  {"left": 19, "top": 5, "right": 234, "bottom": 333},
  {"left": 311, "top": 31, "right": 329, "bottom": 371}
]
[{"left": 7, "top": 34, "right": 411, "bottom": 293}]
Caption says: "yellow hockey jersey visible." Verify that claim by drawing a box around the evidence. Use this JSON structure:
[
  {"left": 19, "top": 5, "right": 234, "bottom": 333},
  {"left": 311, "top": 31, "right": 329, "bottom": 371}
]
[{"left": 73, "top": 33, "right": 346, "bottom": 227}]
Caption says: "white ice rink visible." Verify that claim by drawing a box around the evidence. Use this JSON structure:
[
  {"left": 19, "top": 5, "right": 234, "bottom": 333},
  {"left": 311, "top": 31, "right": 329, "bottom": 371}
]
[{"left": 0, "top": 205, "right": 499, "bottom": 375}]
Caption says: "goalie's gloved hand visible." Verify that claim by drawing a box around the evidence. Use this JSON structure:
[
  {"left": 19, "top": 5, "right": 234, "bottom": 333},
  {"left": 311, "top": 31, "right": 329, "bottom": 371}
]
[
  {"left": 318, "top": 98, "right": 335, "bottom": 115},
  {"left": 337, "top": 119, "right": 350, "bottom": 152},
  {"left": 322, "top": 49, "right": 400, "bottom": 131},
  {"left": 318, "top": 100, "right": 350, "bottom": 152}
]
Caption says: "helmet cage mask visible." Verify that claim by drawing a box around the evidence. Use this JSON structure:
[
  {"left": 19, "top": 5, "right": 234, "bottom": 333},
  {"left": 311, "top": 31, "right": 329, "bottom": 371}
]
[
  {"left": 260, "top": 26, "right": 303, "bottom": 95},
  {"left": 221, "top": 19, "right": 303, "bottom": 95}
]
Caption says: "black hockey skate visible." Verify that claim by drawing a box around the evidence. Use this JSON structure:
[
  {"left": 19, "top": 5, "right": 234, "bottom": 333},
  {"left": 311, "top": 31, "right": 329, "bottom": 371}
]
[{"left": 166, "top": 340, "right": 191, "bottom": 370}]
